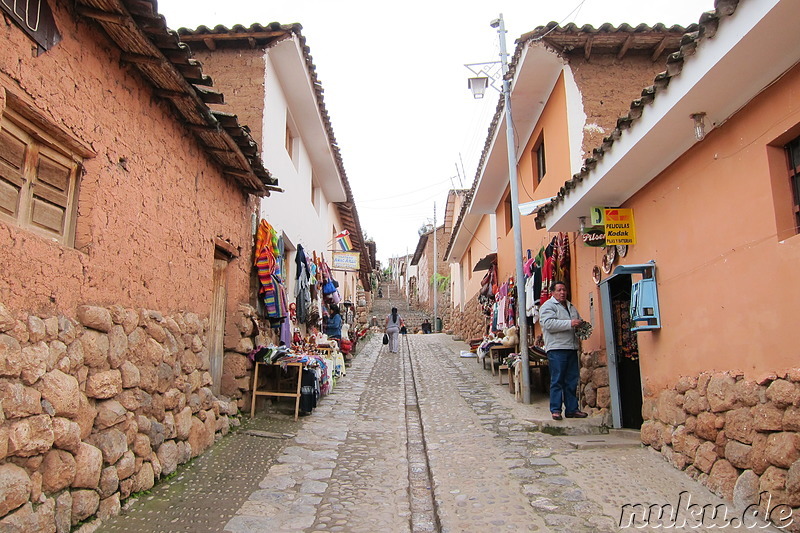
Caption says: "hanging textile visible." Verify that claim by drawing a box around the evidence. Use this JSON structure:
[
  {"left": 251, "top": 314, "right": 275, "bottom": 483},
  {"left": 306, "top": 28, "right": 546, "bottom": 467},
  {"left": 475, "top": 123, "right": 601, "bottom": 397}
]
[
  {"left": 295, "top": 244, "right": 311, "bottom": 324},
  {"left": 254, "top": 220, "right": 288, "bottom": 325}
]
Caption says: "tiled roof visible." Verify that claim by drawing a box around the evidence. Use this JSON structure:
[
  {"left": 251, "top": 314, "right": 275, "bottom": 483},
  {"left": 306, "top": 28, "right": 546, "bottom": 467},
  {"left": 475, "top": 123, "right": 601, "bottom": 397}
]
[
  {"left": 177, "top": 23, "right": 373, "bottom": 288},
  {"left": 444, "top": 21, "right": 693, "bottom": 260},
  {"left": 74, "top": 0, "right": 278, "bottom": 196},
  {"left": 534, "top": 1, "right": 740, "bottom": 227}
]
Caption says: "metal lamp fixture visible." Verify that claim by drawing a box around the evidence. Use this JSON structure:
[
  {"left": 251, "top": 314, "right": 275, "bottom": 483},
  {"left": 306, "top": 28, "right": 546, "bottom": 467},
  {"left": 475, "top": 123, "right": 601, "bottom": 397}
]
[
  {"left": 691, "top": 112, "right": 706, "bottom": 141},
  {"left": 468, "top": 77, "right": 489, "bottom": 99}
]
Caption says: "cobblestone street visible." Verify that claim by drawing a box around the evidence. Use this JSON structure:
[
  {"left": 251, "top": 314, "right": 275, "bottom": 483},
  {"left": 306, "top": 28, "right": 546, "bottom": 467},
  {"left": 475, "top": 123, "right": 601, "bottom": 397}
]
[{"left": 94, "top": 333, "right": 783, "bottom": 533}]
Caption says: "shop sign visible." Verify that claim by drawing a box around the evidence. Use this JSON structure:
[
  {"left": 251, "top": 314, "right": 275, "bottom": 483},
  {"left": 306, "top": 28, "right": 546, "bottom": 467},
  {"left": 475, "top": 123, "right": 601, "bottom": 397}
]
[
  {"left": 582, "top": 225, "right": 606, "bottom": 247},
  {"left": 590, "top": 206, "right": 606, "bottom": 226},
  {"left": 332, "top": 251, "right": 360, "bottom": 272},
  {"left": 604, "top": 208, "right": 637, "bottom": 245}
]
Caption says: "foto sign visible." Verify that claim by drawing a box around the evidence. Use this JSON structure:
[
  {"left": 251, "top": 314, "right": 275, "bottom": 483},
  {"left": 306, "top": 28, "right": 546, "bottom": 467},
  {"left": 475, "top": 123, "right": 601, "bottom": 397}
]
[
  {"left": 604, "top": 208, "right": 636, "bottom": 245},
  {"left": 332, "top": 251, "right": 360, "bottom": 272}
]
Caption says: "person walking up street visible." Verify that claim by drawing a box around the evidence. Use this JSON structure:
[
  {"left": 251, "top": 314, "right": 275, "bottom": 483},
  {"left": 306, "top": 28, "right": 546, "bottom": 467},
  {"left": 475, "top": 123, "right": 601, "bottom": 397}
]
[
  {"left": 385, "top": 307, "right": 404, "bottom": 353},
  {"left": 540, "top": 280, "right": 588, "bottom": 421}
]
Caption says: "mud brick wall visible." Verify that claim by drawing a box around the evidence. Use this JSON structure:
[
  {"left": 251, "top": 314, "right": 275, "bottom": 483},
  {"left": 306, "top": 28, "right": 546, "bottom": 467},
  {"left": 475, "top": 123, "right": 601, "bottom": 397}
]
[
  {"left": 640, "top": 371, "right": 800, "bottom": 529},
  {"left": 0, "top": 302, "right": 258, "bottom": 530}
]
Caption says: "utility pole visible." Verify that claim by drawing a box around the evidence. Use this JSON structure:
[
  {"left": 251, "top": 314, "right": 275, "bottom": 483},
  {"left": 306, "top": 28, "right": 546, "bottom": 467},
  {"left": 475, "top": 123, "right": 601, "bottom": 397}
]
[
  {"left": 495, "top": 14, "right": 531, "bottom": 403},
  {"left": 433, "top": 202, "right": 438, "bottom": 332}
]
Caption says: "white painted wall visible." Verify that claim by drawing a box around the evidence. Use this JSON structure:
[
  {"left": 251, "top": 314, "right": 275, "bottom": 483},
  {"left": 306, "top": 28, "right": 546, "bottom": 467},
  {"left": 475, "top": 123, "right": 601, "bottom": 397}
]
[{"left": 259, "top": 50, "right": 347, "bottom": 300}]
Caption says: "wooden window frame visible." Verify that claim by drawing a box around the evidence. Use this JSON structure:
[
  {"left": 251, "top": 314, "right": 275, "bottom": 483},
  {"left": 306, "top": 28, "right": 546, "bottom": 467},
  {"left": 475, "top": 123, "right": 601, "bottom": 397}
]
[
  {"left": 0, "top": 108, "right": 82, "bottom": 246},
  {"left": 532, "top": 133, "right": 546, "bottom": 185},
  {"left": 504, "top": 193, "right": 513, "bottom": 233},
  {"left": 786, "top": 136, "right": 800, "bottom": 234}
]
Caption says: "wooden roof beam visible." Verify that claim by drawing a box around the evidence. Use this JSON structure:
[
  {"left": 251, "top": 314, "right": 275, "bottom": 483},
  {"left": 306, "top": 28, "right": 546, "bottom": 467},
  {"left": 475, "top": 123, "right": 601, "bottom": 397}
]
[
  {"left": 120, "top": 52, "right": 161, "bottom": 65},
  {"left": 617, "top": 34, "right": 635, "bottom": 60},
  {"left": 651, "top": 36, "right": 669, "bottom": 62},
  {"left": 75, "top": 6, "right": 127, "bottom": 25},
  {"left": 584, "top": 35, "right": 593, "bottom": 60},
  {"left": 203, "top": 37, "right": 216, "bottom": 51}
]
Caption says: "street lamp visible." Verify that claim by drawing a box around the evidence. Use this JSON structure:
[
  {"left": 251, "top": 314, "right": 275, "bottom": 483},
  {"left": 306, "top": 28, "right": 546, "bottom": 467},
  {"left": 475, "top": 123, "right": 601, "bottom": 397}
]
[{"left": 466, "top": 14, "right": 532, "bottom": 404}]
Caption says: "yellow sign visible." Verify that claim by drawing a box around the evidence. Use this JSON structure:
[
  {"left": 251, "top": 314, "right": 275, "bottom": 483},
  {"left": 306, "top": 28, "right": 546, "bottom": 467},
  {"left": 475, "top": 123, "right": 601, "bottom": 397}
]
[
  {"left": 332, "top": 251, "right": 360, "bottom": 272},
  {"left": 604, "top": 208, "right": 636, "bottom": 245}
]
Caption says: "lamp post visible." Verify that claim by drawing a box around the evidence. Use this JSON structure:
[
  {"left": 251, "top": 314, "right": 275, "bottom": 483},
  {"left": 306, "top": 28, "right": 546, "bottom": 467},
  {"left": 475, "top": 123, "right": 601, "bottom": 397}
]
[{"left": 469, "top": 14, "right": 531, "bottom": 403}]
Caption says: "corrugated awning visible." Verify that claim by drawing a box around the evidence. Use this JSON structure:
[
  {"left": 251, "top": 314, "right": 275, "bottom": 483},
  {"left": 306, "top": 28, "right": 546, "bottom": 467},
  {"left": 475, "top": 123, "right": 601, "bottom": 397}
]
[
  {"left": 473, "top": 253, "right": 497, "bottom": 272},
  {"left": 519, "top": 197, "right": 554, "bottom": 216}
]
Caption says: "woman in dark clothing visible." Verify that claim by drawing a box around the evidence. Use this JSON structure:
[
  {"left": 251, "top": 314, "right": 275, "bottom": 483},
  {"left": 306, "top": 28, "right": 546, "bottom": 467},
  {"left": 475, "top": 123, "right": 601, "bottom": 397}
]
[{"left": 326, "top": 304, "right": 342, "bottom": 340}]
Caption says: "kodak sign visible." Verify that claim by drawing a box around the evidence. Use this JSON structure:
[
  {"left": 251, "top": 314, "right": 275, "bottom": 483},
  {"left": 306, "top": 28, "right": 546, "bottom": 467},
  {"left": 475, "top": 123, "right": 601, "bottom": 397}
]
[{"left": 604, "top": 208, "right": 636, "bottom": 245}]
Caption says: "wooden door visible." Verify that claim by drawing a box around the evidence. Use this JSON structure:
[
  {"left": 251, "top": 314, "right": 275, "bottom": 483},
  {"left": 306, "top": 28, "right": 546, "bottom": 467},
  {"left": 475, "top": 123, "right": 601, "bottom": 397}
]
[{"left": 209, "top": 256, "right": 228, "bottom": 395}]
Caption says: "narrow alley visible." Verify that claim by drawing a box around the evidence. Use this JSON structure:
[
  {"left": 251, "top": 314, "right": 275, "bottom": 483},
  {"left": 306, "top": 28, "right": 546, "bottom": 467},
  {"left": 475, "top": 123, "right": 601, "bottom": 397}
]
[{"left": 92, "top": 290, "right": 776, "bottom": 533}]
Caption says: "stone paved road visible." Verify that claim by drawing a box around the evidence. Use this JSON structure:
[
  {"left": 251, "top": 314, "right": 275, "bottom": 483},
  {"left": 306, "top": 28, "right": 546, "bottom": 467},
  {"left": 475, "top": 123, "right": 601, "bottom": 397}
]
[{"left": 93, "top": 333, "right": 784, "bottom": 532}]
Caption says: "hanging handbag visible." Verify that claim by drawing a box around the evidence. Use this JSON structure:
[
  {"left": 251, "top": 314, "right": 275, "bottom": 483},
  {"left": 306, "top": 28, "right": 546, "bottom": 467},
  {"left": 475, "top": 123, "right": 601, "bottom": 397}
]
[
  {"left": 382, "top": 333, "right": 389, "bottom": 345},
  {"left": 322, "top": 280, "right": 336, "bottom": 294}
]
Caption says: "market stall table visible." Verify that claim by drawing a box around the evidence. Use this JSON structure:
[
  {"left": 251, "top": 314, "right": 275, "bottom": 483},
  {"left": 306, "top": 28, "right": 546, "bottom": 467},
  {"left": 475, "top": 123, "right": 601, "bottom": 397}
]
[{"left": 250, "top": 361, "right": 303, "bottom": 420}]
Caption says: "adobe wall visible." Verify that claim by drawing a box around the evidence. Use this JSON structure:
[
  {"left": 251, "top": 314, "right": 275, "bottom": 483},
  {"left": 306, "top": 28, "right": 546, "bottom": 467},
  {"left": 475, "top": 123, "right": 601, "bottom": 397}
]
[
  {"left": 0, "top": 2, "right": 256, "bottom": 319},
  {"left": 566, "top": 52, "right": 670, "bottom": 156},
  {"left": 191, "top": 47, "right": 266, "bottom": 151},
  {"left": 0, "top": 2, "right": 264, "bottom": 529}
]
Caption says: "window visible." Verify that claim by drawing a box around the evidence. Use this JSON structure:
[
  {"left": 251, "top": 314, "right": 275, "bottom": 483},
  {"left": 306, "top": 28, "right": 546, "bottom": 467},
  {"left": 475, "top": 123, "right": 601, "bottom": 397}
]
[
  {"left": 532, "top": 134, "right": 546, "bottom": 184},
  {"left": 285, "top": 123, "right": 294, "bottom": 160},
  {"left": 0, "top": 111, "right": 81, "bottom": 245},
  {"left": 467, "top": 249, "right": 472, "bottom": 280},
  {"left": 786, "top": 136, "right": 800, "bottom": 234},
  {"left": 504, "top": 194, "right": 513, "bottom": 233}
]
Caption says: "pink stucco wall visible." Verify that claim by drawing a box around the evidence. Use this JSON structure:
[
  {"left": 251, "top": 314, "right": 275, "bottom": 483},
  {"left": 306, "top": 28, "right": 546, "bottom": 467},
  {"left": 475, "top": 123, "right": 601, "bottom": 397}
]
[
  {"left": 600, "top": 62, "right": 800, "bottom": 392},
  {"left": 0, "top": 1, "right": 256, "bottom": 320}
]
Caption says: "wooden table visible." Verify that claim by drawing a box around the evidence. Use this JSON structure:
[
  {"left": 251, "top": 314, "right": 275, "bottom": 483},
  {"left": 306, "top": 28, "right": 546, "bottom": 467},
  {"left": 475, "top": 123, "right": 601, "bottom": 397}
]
[
  {"left": 250, "top": 361, "right": 303, "bottom": 420},
  {"left": 485, "top": 345, "right": 515, "bottom": 376}
]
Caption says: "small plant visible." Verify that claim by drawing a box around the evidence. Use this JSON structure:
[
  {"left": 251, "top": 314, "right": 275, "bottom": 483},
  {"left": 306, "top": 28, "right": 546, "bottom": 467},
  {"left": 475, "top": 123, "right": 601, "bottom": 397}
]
[{"left": 431, "top": 273, "right": 450, "bottom": 291}]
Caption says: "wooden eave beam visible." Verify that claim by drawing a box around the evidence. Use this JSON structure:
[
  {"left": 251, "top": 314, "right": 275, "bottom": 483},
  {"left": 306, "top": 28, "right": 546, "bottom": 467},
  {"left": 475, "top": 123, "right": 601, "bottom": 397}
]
[
  {"left": 203, "top": 37, "right": 216, "bottom": 51},
  {"left": 651, "top": 36, "right": 669, "bottom": 62},
  {"left": 584, "top": 35, "right": 593, "bottom": 60},
  {"left": 75, "top": 6, "right": 127, "bottom": 25},
  {"left": 120, "top": 52, "right": 162, "bottom": 65},
  {"left": 617, "top": 34, "right": 635, "bottom": 60}
]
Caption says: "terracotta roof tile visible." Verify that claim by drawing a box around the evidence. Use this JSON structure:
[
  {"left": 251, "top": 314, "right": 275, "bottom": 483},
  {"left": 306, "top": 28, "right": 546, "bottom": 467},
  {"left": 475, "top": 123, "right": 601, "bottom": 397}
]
[
  {"left": 75, "top": 0, "right": 278, "bottom": 195},
  {"left": 445, "top": 21, "right": 692, "bottom": 259},
  {"left": 178, "top": 22, "right": 373, "bottom": 286},
  {"left": 534, "top": 2, "right": 740, "bottom": 226}
]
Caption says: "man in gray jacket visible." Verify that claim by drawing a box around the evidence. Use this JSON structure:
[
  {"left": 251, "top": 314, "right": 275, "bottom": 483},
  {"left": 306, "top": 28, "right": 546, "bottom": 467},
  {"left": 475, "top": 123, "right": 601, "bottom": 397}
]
[{"left": 540, "top": 280, "right": 588, "bottom": 420}]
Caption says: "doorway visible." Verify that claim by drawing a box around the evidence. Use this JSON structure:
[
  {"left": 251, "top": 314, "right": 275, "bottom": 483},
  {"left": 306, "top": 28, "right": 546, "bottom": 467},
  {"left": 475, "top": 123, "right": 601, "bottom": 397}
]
[
  {"left": 209, "top": 252, "right": 229, "bottom": 396},
  {"left": 600, "top": 273, "right": 643, "bottom": 429}
]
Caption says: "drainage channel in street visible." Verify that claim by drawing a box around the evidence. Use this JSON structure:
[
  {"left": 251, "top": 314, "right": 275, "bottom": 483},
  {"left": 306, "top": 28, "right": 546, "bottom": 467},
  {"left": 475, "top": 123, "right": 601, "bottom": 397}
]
[{"left": 401, "top": 335, "right": 442, "bottom": 533}]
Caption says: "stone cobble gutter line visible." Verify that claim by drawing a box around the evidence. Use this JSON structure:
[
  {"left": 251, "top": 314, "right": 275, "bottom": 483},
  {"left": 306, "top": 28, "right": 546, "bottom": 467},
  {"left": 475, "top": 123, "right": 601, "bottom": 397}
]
[{"left": 401, "top": 335, "right": 443, "bottom": 533}]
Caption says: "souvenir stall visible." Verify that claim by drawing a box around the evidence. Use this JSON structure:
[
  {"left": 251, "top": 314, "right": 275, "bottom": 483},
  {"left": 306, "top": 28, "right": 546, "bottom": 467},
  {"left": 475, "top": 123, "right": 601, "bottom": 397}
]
[
  {"left": 474, "top": 233, "right": 576, "bottom": 397},
  {"left": 250, "top": 220, "right": 349, "bottom": 419}
]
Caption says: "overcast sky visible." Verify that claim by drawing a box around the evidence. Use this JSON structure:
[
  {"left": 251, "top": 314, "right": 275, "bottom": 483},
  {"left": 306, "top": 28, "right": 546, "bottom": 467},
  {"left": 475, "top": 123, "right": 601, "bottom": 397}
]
[{"left": 156, "top": 0, "right": 715, "bottom": 265}]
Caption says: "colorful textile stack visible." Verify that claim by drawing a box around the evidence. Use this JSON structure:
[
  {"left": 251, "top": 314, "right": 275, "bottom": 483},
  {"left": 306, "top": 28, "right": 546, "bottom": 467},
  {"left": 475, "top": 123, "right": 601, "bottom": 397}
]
[{"left": 254, "top": 219, "right": 288, "bottom": 326}]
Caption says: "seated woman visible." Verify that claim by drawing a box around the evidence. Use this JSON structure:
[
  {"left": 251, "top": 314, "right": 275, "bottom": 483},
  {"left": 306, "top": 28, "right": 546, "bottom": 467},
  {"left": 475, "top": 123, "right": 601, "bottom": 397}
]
[{"left": 325, "top": 304, "right": 342, "bottom": 340}]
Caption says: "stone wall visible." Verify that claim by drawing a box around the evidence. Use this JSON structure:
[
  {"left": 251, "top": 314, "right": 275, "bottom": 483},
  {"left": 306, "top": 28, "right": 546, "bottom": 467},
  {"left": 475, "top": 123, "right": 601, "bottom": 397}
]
[
  {"left": 640, "top": 371, "right": 800, "bottom": 527},
  {"left": 449, "top": 292, "right": 489, "bottom": 342},
  {"left": 579, "top": 349, "right": 610, "bottom": 414},
  {"left": 0, "top": 301, "right": 254, "bottom": 530}
]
